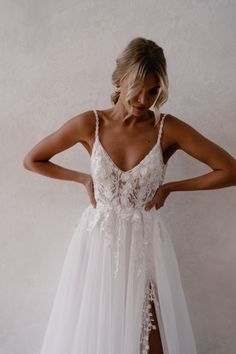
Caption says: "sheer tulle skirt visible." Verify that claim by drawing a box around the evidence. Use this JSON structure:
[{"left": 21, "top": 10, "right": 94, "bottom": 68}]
[{"left": 40, "top": 205, "right": 197, "bottom": 354}]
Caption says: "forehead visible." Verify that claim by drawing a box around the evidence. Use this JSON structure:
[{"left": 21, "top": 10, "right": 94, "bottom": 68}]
[
  {"left": 142, "top": 72, "right": 160, "bottom": 87},
  {"left": 125, "top": 70, "right": 160, "bottom": 88}
]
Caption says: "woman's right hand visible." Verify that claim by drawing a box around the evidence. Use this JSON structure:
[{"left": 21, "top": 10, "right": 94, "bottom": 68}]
[{"left": 82, "top": 173, "right": 97, "bottom": 208}]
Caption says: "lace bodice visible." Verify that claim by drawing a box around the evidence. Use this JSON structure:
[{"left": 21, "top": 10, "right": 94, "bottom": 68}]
[{"left": 91, "top": 109, "right": 168, "bottom": 211}]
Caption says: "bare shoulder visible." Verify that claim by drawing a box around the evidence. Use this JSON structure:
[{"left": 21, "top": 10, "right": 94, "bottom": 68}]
[
  {"left": 63, "top": 109, "right": 96, "bottom": 142},
  {"left": 163, "top": 113, "right": 188, "bottom": 136},
  {"left": 164, "top": 112, "right": 215, "bottom": 147},
  {"left": 164, "top": 113, "right": 236, "bottom": 171},
  {"left": 161, "top": 113, "right": 184, "bottom": 146},
  {"left": 23, "top": 110, "right": 97, "bottom": 163},
  {"left": 163, "top": 113, "right": 209, "bottom": 147}
]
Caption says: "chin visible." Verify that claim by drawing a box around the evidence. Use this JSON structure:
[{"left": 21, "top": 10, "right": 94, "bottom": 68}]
[{"left": 132, "top": 106, "right": 146, "bottom": 115}]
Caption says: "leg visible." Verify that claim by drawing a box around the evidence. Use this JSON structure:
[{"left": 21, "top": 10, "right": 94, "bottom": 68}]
[{"left": 148, "top": 283, "right": 164, "bottom": 354}]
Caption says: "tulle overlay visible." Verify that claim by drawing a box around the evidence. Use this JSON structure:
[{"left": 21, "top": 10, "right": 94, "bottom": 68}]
[{"left": 40, "top": 110, "right": 197, "bottom": 354}]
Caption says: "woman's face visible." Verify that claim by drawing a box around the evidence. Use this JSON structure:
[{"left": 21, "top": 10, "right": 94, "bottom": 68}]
[{"left": 119, "top": 71, "right": 160, "bottom": 115}]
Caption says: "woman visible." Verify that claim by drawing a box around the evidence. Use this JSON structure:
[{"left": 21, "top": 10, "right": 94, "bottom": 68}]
[{"left": 23, "top": 37, "right": 236, "bottom": 354}]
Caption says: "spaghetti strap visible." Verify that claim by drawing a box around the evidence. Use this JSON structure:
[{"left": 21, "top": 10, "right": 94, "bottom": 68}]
[
  {"left": 93, "top": 109, "right": 99, "bottom": 139},
  {"left": 93, "top": 109, "right": 166, "bottom": 147},
  {"left": 157, "top": 113, "right": 167, "bottom": 146}
]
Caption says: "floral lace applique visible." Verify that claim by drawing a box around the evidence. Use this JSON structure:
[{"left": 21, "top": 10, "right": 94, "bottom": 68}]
[
  {"left": 91, "top": 109, "right": 167, "bottom": 211},
  {"left": 86, "top": 204, "right": 154, "bottom": 278},
  {"left": 87, "top": 109, "right": 168, "bottom": 278},
  {"left": 140, "top": 280, "right": 160, "bottom": 354}
]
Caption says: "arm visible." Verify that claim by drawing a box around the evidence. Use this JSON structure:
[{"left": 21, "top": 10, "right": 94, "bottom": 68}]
[
  {"left": 23, "top": 111, "right": 94, "bottom": 184},
  {"left": 163, "top": 115, "right": 236, "bottom": 193}
]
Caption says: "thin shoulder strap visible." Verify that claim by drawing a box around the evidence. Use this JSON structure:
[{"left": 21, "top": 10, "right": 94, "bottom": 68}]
[
  {"left": 157, "top": 113, "right": 167, "bottom": 145},
  {"left": 93, "top": 109, "right": 99, "bottom": 139}
]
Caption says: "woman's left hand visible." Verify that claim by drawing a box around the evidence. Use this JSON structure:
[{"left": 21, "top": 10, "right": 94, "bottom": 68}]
[{"left": 145, "top": 184, "right": 171, "bottom": 211}]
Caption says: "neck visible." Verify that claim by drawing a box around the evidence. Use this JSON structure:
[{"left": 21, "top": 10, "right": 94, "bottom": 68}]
[{"left": 111, "top": 100, "right": 150, "bottom": 127}]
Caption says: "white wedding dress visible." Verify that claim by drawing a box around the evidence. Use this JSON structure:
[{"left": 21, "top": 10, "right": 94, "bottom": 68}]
[{"left": 40, "top": 109, "right": 198, "bottom": 354}]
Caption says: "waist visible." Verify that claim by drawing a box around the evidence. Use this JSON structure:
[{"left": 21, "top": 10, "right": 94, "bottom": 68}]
[{"left": 91, "top": 201, "right": 157, "bottom": 217}]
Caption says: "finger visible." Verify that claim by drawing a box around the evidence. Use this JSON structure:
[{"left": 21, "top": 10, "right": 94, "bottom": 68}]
[
  {"left": 91, "top": 194, "right": 97, "bottom": 208},
  {"left": 145, "top": 197, "right": 156, "bottom": 210},
  {"left": 145, "top": 204, "right": 153, "bottom": 211}
]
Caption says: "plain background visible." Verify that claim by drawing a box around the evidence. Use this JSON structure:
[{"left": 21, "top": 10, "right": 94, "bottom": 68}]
[{"left": 1, "top": 1, "right": 236, "bottom": 353}]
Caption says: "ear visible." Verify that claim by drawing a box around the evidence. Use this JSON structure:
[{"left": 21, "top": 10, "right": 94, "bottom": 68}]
[{"left": 114, "top": 86, "right": 121, "bottom": 93}]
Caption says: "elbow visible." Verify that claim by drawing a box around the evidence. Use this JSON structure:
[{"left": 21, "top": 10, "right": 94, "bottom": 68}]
[
  {"left": 23, "top": 155, "right": 50, "bottom": 170},
  {"left": 23, "top": 153, "right": 34, "bottom": 171},
  {"left": 23, "top": 157, "right": 31, "bottom": 170}
]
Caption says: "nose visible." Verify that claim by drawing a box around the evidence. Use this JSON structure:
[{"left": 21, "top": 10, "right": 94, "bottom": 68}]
[{"left": 137, "top": 90, "right": 147, "bottom": 106}]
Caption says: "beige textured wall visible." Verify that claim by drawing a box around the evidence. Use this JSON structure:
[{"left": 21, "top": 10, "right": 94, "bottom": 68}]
[{"left": 1, "top": 1, "right": 236, "bottom": 353}]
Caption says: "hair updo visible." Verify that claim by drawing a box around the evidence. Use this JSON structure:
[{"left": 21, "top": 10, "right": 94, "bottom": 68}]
[{"left": 111, "top": 37, "right": 169, "bottom": 126}]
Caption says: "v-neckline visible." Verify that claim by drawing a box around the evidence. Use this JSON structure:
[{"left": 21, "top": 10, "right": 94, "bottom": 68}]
[{"left": 92, "top": 110, "right": 167, "bottom": 174}]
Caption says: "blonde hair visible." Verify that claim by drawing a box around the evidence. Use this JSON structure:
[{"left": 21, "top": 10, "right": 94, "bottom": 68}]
[{"left": 111, "top": 37, "right": 169, "bottom": 126}]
